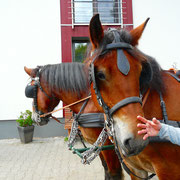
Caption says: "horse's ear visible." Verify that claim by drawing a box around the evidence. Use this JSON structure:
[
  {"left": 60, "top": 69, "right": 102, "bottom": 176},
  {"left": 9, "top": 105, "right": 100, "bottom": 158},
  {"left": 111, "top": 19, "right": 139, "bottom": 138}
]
[
  {"left": 24, "top": 66, "right": 34, "bottom": 77},
  {"left": 130, "top": 18, "right": 150, "bottom": 46},
  {"left": 89, "top": 14, "right": 104, "bottom": 49}
]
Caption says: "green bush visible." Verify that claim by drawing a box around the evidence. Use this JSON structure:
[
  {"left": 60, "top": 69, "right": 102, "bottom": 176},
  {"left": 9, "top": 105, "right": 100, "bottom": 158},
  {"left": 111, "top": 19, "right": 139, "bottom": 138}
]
[{"left": 16, "top": 110, "right": 34, "bottom": 127}]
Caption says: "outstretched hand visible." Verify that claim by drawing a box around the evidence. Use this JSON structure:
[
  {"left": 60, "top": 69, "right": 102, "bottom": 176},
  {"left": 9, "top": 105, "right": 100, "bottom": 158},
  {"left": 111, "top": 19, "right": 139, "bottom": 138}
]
[{"left": 137, "top": 116, "right": 162, "bottom": 140}]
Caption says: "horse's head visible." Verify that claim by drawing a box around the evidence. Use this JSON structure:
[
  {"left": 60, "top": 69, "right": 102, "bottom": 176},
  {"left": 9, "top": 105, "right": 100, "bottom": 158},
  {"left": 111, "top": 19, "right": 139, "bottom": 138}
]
[
  {"left": 88, "top": 14, "right": 152, "bottom": 156},
  {"left": 24, "top": 66, "right": 60, "bottom": 126}
]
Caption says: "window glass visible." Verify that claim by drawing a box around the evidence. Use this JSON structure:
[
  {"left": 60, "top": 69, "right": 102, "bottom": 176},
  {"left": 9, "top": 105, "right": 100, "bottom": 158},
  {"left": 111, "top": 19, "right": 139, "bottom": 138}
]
[
  {"left": 73, "top": 0, "right": 120, "bottom": 24},
  {"left": 74, "top": 0, "right": 93, "bottom": 23},
  {"left": 97, "top": 0, "right": 119, "bottom": 23},
  {"left": 73, "top": 42, "right": 88, "bottom": 62}
]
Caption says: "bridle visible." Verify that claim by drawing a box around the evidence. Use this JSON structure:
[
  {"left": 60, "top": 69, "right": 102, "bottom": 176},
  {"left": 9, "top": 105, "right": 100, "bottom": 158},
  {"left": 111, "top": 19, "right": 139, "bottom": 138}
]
[
  {"left": 89, "top": 31, "right": 142, "bottom": 138},
  {"left": 25, "top": 66, "right": 57, "bottom": 124},
  {"left": 88, "top": 29, "right": 156, "bottom": 179}
]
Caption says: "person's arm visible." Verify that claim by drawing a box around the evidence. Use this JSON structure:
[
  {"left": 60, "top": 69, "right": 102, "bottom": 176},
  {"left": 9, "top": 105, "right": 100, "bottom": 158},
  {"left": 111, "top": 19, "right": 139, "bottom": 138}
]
[
  {"left": 137, "top": 116, "right": 180, "bottom": 146},
  {"left": 158, "top": 123, "right": 180, "bottom": 146}
]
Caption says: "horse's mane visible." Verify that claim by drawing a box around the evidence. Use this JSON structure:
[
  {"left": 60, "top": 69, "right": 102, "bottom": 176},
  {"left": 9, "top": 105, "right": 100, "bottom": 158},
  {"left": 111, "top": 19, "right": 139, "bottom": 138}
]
[
  {"left": 38, "top": 63, "right": 89, "bottom": 96},
  {"left": 87, "top": 28, "right": 165, "bottom": 94}
]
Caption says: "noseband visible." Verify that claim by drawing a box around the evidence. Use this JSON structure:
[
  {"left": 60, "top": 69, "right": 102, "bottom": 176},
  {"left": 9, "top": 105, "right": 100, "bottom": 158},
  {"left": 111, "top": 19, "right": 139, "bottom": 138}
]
[{"left": 89, "top": 32, "right": 142, "bottom": 137}]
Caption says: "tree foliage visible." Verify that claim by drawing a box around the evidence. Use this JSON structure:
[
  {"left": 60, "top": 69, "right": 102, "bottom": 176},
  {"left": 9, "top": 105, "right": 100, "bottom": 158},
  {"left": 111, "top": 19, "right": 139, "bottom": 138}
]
[{"left": 75, "top": 44, "right": 87, "bottom": 62}]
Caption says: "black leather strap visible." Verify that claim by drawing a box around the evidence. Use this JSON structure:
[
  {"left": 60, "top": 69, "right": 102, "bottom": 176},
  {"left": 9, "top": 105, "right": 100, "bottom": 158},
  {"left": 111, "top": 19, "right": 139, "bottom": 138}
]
[
  {"left": 105, "top": 42, "right": 133, "bottom": 50},
  {"left": 167, "top": 71, "right": 180, "bottom": 82},
  {"left": 114, "top": 136, "right": 156, "bottom": 180},
  {"left": 78, "top": 113, "right": 104, "bottom": 128},
  {"left": 110, "top": 97, "right": 142, "bottom": 115},
  {"left": 25, "top": 85, "right": 35, "bottom": 98},
  {"left": 117, "top": 49, "right": 130, "bottom": 75}
]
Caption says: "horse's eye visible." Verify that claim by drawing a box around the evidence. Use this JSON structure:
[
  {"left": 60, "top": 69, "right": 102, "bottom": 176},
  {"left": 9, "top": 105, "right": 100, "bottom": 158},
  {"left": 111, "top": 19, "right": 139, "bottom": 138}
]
[{"left": 96, "top": 71, "right": 106, "bottom": 80}]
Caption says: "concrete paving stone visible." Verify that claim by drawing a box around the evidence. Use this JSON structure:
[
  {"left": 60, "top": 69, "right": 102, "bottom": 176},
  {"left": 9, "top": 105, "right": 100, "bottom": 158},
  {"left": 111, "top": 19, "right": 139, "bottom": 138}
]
[{"left": 0, "top": 137, "right": 159, "bottom": 180}]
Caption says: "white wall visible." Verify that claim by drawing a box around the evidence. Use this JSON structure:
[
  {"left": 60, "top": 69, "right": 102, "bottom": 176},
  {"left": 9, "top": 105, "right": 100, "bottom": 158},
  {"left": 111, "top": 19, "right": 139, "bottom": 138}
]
[
  {"left": 0, "top": 0, "right": 61, "bottom": 120},
  {"left": 1, "top": 0, "right": 180, "bottom": 120},
  {"left": 133, "top": 0, "right": 180, "bottom": 69}
]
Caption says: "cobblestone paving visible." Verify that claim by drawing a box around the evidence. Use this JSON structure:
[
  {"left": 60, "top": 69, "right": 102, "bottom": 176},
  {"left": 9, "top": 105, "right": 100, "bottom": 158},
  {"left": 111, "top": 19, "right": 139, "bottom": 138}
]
[
  {"left": 0, "top": 137, "right": 158, "bottom": 180},
  {"left": 0, "top": 137, "right": 104, "bottom": 180}
]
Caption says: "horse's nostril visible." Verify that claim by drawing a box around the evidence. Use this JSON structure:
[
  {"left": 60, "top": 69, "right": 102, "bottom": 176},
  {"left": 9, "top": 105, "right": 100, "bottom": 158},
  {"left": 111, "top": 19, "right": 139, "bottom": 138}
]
[{"left": 124, "top": 138, "right": 131, "bottom": 150}]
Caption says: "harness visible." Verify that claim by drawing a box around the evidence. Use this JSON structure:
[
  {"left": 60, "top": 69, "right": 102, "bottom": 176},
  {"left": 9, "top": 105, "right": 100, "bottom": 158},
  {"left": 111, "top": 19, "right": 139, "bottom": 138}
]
[
  {"left": 25, "top": 66, "right": 115, "bottom": 164},
  {"left": 88, "top": 28, "right": 180, "bottom": 179},
  {"left": 89, "top": 30, "right": 142, "bottom": 141},
  {"left": 167, "top": 70, "right": 180, "bottom": 82},
  {"left": 69, "top": 39, "right": 143, "bottom": 165},
  {"left": 24, "top": 61, "right": 180, "bottom": 179},
  {"left": 88, "top": 30, "right": 156, "bottom": 179}
]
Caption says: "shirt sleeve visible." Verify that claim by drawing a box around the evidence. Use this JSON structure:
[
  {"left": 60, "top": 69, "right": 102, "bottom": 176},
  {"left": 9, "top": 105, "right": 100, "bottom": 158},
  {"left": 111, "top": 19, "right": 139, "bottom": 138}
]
[{"left": 158, "top": 123, "right": 180, "bottom": 146}]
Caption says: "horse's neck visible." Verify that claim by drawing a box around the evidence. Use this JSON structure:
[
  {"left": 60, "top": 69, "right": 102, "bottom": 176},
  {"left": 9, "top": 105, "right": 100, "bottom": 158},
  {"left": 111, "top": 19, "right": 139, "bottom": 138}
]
[
  {"left": 41, "top": 77, "right": 98, "bottom": 114},
  {"left": 144, "top": 71, "right": 180, "bottom": 121}
]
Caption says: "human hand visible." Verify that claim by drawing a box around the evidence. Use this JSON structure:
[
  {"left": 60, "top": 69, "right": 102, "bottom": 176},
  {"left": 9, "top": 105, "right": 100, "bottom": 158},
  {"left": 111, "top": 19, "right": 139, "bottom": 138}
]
[{"left": 137, "top": 116, "right": 162, "bottom": 140}]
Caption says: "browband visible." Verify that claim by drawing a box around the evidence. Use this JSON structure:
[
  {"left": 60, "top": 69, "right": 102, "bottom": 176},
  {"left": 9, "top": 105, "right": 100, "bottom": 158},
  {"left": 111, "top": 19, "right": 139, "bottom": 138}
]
[{"left": 105, "top": 42, "right": 133, "bottom": 50}]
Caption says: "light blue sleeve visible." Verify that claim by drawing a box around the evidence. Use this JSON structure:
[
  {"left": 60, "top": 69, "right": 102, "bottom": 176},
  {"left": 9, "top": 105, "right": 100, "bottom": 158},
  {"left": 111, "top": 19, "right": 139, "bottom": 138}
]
[{"left": 158, "top": 123, "right": 180, "bottom": 146}]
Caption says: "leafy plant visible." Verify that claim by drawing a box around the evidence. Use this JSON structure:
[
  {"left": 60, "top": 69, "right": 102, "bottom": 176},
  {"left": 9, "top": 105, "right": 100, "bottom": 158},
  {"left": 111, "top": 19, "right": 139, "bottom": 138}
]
[
  {"left": 16, "top": 110, "right": 34, "bottom": 127},
  {"left": 64, "top": 136, "right": 68, "bottom": 142}
]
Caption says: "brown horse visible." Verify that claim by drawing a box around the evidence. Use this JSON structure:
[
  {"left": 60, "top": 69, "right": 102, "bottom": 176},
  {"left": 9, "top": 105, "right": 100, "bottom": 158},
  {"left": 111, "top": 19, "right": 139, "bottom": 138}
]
[
  {"left": 24, "top": 63, "right": 124, "bottom": 180},
  {"left": 86, "top": 14, "right": 180, "bottom": 179}
]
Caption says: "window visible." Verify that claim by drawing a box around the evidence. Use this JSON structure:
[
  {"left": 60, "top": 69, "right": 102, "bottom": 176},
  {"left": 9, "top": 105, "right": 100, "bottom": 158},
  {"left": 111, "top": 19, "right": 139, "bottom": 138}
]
[
  {"left": 74, "top": 0, "right": 93, "bottom": 23},
  {"left": 72, "top": 38, "right": 89, "bottom": 62},
  {"left": 73, "top": 0, "right": 121, "bottom": 24}
]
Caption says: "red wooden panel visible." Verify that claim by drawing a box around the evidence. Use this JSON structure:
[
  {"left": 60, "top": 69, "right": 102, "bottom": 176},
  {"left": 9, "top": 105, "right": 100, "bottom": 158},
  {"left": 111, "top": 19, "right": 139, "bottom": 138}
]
[
  {"left": 61, "top": 26, "right": 89, "bottom": 63},
  {"left": 123, "top": 0, "right": 133, "bottom": 26},
  {"left": 60, "top": 0, "right": 71, "bottom": 24},
  {"left": 60, "top": 0, "right": 134, "bottom": 121}
]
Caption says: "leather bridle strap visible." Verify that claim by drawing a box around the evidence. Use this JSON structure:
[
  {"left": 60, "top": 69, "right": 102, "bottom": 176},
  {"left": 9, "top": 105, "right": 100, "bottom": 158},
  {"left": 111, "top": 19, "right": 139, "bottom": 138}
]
[
  {"left": 90, "top": 63, "right": 142, "bottom": 117},
  {"left": 110, "top": 96, "right": 142, "bottom": 115},
  {"left": 32, "top": 66, "right": 57, "bottom": 117},
  {"left": 105, "top": 42, "right": 133, "bottom": 50},
  {"left": 114, "top": 136, "right": 156, "bottom": 180},
  {"left": 89, "top": 35, "right": 155, "bottom": 179}
]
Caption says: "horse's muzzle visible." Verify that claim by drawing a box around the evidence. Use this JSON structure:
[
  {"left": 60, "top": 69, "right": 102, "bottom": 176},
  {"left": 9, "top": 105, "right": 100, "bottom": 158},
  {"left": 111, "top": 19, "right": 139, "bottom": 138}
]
[
  {"left": 121, "top": 137, "right": 149, "bottom": 156},
  {"left": 113, "top": 117, "right": 149, "bottom": 157},
  {"left": 32, "top": 112, "right": 49, "bottom": 126}
]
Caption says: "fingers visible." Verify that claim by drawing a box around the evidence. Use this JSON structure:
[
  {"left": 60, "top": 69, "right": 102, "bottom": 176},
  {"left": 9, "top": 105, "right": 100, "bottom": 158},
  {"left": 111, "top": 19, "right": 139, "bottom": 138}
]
[
  {"left": 152, "top": 118, "right": 159, "bottom": 124},
  {"left": 138, "top": 129, "right": 147, "bottom": 135},
  {"left": 137, "top": 123, "right": 147, "bottom": 128},
  {"left": 152, "top": 117, "right": 162, "bottom": 129},
  {"left": 143, "top": 134, "right": 149, "bottom": 140},
  {"left": 138, "top": 129, "right": 149, "bottom": 140},
  {"left": 137, "top": 115, "right": 148, "bottom": 124}
]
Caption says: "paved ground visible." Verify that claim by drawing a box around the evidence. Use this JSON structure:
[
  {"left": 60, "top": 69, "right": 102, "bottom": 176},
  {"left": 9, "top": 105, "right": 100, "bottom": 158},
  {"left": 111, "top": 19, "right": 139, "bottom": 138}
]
[{"left": 0, "top": 137, "right": 158, "bottom": 180}]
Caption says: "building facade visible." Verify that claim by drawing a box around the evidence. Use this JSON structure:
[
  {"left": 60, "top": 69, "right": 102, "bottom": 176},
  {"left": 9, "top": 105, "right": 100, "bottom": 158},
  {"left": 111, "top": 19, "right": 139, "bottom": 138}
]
[{"left": 60, "top": 0, "right": 133, "bottom": 129}]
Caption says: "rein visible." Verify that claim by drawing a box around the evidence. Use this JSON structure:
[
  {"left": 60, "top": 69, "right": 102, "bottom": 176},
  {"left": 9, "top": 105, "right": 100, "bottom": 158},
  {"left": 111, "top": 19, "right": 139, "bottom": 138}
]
[{"left": 40, "top": 95, "right": 91, "bottom": 118}]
